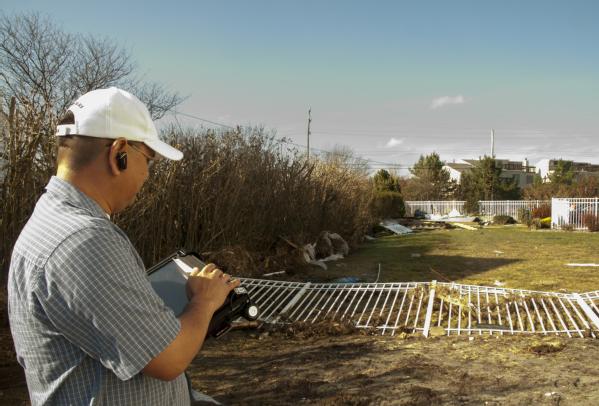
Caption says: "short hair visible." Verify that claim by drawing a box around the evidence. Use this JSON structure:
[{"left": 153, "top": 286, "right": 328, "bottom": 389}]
[{"left": 57, "top": 110, "right": 109, "bottom": 170}]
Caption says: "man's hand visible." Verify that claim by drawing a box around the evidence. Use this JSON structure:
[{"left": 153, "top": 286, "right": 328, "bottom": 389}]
[
  {"left": 143, "top": 263, "right": 240, "bottom": 381},
  {"left": 185, "top": 264, "right": 241, "bottom": 313}
]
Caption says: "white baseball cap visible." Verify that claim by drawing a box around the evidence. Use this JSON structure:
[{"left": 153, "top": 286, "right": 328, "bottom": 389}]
[{"left": 56, "top": 87, "right": 183, "bottom": 161}]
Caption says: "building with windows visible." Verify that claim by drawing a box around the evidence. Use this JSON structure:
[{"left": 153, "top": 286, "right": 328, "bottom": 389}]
[
  {"left": 535, "top": 159, "right": 599, "bottom": 182},
  {"left": 443, "top": 158, "right": 536, "bottom": 188}
]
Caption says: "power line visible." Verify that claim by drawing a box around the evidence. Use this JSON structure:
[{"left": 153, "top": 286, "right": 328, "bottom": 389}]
[
  {"left": 169, "top": 110, "right": 599, "bottom": 171},
  {"left": 170, "top": 110, "right": 405, "bottom": 169}
]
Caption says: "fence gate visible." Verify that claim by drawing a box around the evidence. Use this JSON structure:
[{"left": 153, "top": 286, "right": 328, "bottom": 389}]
[
  {"left": 240, "top": 278, "right": 599, "bottom": 338},
  {"left": 552, "top": 197, "right": 599, "bottom": 230}
]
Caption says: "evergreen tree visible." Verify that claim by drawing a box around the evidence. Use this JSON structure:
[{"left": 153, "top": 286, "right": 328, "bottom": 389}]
[
  {"left": 457, "top": 156, "right": 521, "bottom": 213},
  {"left": 548, "top": 159, "right": 575, "bottom": 185},
  {"left": 407, "top": 153, "right": 453, "bottom": 199},
  {"left": 373, "top": 169, "right": 401, "bottom": 193}
]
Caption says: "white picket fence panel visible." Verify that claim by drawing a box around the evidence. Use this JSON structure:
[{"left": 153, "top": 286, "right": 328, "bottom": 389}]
[
  {"left": 240, "top": 278, "right": 599, "bottom": 338},
  {"left": 478, "top": 200, "right": 550, "bottom": 220},
  {"left": 404, "top": 201, "right": 466, "bottom": 216},
  {"left": 552, "top": 198, "right": 599, "bottom": 230}
]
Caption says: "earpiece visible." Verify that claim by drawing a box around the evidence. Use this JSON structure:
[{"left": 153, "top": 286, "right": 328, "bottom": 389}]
[{"left": 116, "top": 152, "right": 128, "bottom": 171}]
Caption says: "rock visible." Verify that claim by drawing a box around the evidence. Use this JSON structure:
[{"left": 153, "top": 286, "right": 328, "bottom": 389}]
[
  {"left": 315, "top": 231, "right": 333, "bottom": 259},
  {"left": 329, "top": 233, "right": 349, "bottom": 256}
]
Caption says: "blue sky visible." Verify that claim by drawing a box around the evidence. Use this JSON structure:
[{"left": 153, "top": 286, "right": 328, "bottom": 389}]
[{"left": 4, "top": 0, "right": 599, "bottom": 172}]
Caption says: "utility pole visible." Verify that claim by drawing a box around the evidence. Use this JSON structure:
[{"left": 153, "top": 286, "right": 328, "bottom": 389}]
[
  {"left": 307, "top": 107, "right": 311, "bottom": 161},
  {"left": 491, "top": 128, "right": 495, "bottom": 158}
]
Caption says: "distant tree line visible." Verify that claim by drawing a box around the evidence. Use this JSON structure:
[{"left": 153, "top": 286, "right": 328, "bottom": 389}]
[{"left": 392, "top": 153, "right": 598, "bottom": 211}]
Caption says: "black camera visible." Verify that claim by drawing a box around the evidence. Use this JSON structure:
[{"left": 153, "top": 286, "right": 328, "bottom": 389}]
[
  {"left": 148, "top": 250, "right": 260, "bottom": 339},
  {"left": 208, "top": 286, "right": 259, "bottom": 338}
]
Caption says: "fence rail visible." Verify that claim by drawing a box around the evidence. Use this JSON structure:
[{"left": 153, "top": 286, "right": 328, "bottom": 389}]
[
  {"left": 404, "top": 201, "right": 466, "bottom": 216},
  {"left": 240, "top": 278, "right": 599, "bottom": 338},
  {"left": 405, "top": 200, "right": 551, "bottom": 219},
  {"left": 552, "top": 198, "right": 599, "bottom": 230},
  {"left": 478, "top": 200, "right": 550, "bottom": 220}
]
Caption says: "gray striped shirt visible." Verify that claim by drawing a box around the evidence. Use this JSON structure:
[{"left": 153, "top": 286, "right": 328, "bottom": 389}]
[{"left": 8, "top": 176, "right": 189, "bottom": 405}]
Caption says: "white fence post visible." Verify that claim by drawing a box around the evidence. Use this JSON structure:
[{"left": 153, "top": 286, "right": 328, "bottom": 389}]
[{"left": 422, "top": 280, "right": 436, "bottom": 337}]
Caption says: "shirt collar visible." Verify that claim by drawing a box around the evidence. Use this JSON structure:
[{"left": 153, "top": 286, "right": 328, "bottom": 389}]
[{"left": 45, "top": 176, "right": 111, "bottom": 220}]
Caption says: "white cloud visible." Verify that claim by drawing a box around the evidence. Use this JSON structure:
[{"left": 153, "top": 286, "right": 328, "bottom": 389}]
[
  {"left": 430, "top": 95, "right": 465, "bottom": 110},
  {"left": 385, "top": 137, "right": 404, "bottom": 148}
]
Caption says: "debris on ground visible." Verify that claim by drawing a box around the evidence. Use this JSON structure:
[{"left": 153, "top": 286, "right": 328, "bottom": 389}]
[
  {"left": 566, "top": 263, "right": 599, "bottom": 267},
  {"left": 315, "top": 231, "right": 334, "bottom": 258},
  {"left": 302, "top": 231, "right": 350, "bottom": 270},
  {"left": 494, "top": 280, "right": 506, "bottom": 287},
  {"left": 308, "top": 260, "right": 327, "bottom": 270},
  {"left": 333, "top": 276, "right": 361, "bottom": 283},
  {"left": 321, "top": 254, "right": 344, "bottom": 262},
  {"left": 426, "top": 209, "right": 478, "bottom": 223},
  {"left": 263, "top": 317, "right": 377, "bottom": 339},
  {"left": 329, "top": 233, "right": 349, "bottom": 256},
  {"left": 380, "top": 220, "right": 413, "bottom": 235},
  {"left": 450, "top": 222, "right": 478, "bottom": 231},
  {"left": 263, "top": 271, "right": 286, "bottom": 277},
  {"left": 529, "top": 340, "right": 566, "bottom": 355}
]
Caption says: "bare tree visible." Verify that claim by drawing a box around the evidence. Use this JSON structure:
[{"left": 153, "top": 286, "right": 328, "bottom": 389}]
[{"left": 0, "top": 12, "right": 184, "bottom": 119}]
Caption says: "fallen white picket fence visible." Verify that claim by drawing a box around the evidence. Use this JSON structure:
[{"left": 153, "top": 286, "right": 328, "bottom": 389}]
[
  {"left": 240, "top": 278, "right": 599, "bottom": 338},
  {"left": 551, "top": 197, "right": 599, "bottom": 230}
]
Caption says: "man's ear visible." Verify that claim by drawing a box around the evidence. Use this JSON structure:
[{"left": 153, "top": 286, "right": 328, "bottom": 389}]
[{"left": 108, "top": 138, "right": 128, "bottom": 175}]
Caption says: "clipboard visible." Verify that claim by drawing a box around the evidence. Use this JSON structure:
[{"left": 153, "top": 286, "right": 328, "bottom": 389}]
[{"left": 146, "top": 250, "right": 206, "bottom": 316}]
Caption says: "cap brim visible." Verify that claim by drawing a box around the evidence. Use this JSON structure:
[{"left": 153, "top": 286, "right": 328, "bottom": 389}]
[{"left": 144, "top": 139, "right": 183, "bottom": 161}]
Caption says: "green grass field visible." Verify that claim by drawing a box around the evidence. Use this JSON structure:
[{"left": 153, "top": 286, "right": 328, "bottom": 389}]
[{"left": 305, "top": 226, "right": 599, "bottom": 292}]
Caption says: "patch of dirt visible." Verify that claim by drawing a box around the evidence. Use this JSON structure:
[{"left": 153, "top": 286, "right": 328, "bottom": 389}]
[
  {"left": 4, "top": 309, "right": 599, "bottom": 405},
  {"left": 189, "top": 329, "right": 599, "bottom": 405}
]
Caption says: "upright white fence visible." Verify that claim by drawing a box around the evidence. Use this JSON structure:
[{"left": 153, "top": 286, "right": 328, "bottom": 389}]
[
  {"left": 552, "top": 198, "right": 599, "bottom": 230},
  {"left": 404, "top": 201, "right": 465, "bottom": 216},
  {"left": 478, "top": 200, "right": 550, "bottom": 220}
]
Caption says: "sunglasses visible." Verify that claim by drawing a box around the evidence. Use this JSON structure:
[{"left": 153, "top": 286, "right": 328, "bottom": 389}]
[{"left": 128, "top": 143, "right": 156, "bottom": 168}]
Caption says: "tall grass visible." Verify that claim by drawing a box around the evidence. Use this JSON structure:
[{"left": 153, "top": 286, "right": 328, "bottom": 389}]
[{"left": 1, "top": 103, "right": 375, "bottom": 280}]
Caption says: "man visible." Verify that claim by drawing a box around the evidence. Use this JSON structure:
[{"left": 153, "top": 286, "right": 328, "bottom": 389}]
[{"left": 8, "top": 87, "right": 239, "bottom": 405}]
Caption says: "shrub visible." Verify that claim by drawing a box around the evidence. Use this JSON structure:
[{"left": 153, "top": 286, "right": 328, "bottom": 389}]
[
  {"left": 464, "top": 199, "right": 479, "bottom": 215},
  {"left": 1, "top": 114, "right": 376, "bottom": 277},
  {"left": 532, "top": 204, "right": 551, "bottom": 219},
  {"left": 518, "top": 208, "right": 533, "bottom": 226},
  {"left": 583, "top": 213, "right": 599, "bottom": 232},
  {"left": 369, "top": 191, "right": 406, "bottom": 219},
  {"left": 493, "top": 215, "right": 516, "bottom": 225},
  {"left": 413, "top": 209, "right": 426, "bottom": 219}
]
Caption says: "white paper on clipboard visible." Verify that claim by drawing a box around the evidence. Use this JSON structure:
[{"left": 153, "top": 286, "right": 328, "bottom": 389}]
[{"left": 148, "top": 254, "right": 206, "bottom": 316}]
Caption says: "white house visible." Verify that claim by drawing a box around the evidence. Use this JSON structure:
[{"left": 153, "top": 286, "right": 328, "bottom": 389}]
[
  {"left": 443, "top": 158, "right": 536, "bottom": 189},
  {"left": 535, "top": 159, "right": 599, "bottom": 182}
]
